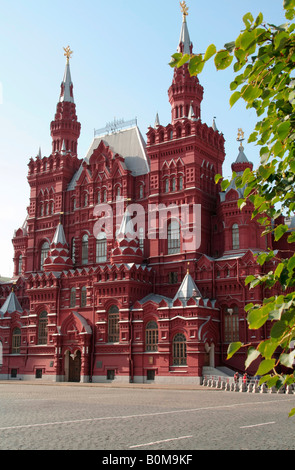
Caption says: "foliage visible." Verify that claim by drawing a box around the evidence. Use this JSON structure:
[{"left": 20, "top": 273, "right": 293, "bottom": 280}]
[{"left": 170, "top": 0, "right": 295, "bottom": 415}]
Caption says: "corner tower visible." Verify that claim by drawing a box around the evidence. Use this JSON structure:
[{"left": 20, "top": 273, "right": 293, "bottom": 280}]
[{"left": 50, "top": 46, "right": 81, "bottom": 155}]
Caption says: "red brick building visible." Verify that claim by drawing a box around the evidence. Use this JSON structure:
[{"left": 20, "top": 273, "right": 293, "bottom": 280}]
[{"left": 0, "top": 12, "right": 289, "bottom": 383}]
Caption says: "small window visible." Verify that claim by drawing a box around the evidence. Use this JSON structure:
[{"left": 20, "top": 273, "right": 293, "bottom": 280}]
[
  {"left": 169, "top": 272, "right": 178, "bottom": 284},
  {"left": 35, "top": 369, "right": 43, "bottom": 379},
  {"left": 147, "top": 370, "right": 155, "bottom": 381},
  {"left": 107, "top": 369, "right": 115, "bottom": 380},
  {"left": 11, "top": 369, "right": 18, "bottom": 378}
]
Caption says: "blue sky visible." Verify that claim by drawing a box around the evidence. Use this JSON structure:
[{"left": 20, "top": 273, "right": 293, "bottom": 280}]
[{"left": 0, "top": 0, "right": 288, "bottom": 277}]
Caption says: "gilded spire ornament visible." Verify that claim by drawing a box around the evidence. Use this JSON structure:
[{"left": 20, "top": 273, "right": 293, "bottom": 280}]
[
  {"left": 237, "top": 128, "right": 245, "bottom": 142},
  {"left": 180, "top": 1, "right": 189, "bottom": 19},
  {"left": 63, "top": 45, "right": 73, "bottom": 64}
]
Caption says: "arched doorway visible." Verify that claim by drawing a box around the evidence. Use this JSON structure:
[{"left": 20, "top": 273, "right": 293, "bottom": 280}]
[{"left": 65, "top": 350, "right": 81, "bottom": 382}]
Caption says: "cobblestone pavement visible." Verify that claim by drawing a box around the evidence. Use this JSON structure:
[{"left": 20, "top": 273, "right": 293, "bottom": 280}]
[{"left": 0, "top": 381, "right": 294, "bottom": 451}]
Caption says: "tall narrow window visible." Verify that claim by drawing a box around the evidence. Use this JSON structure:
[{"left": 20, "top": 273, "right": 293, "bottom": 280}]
[
  {"left": 70, "top": 287, "right": 76, "bottom": 308},
  {"left": 232, "top": 223, "right": 239, "bottom": 250},
  {"left": 108, "top": 305, "right": 119, "bottom": 343},
  {"left": 224, "top": 306, "right": 239, "bottom": 342},
  {"left": 12, "top": 328, "right": 21, "bottom": 354},
  {"left": 139, "top": 227, "right": 144, "bottom": 252},
  {"left": 71, "top": 237, "right": 76, "bottom": 264},
  {"left": 96, "top": 233, "right": 107, "bottom": 263},
  {"left": 172, "top": 177, "right": 176, "bottom": 191},
  {"left": 165, "top": 179, "right": 169, "bottom": 193},
  {"left": 145, "top": 321, "right": 158, "bottom": 351},
  {"left": 82, "top": 235, "right": 88, "bottom": 265},
  {"left": 38, "top": 311, "right": 48, "bottom": 345},
  {"left": 18, "top": 255, "right": 23, "bottom": 275},
  {"left": 179, "top": 175, "right": 183, "bottom": 190},
  {"left": 173, "top": 333, "right": 187, "bottom": 365},
  {"left": 80, "top": 286, "right": 87, "bottom": 307},
  {"left": 168, "top": 220, "right": 180, "bottom": 254},
  {"left": 40, "top": 242, "right": 50, "bottom": 270}
]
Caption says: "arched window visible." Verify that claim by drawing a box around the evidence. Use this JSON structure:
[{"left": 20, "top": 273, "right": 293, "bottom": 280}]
[
  {"left": 40, "top": 241, "right": 50, "bottom": 270},
  {"left": 70, "top": 287, "right": 76, "bottom": 308},
  {"left": 165, "top": 179, "right": 169, "bottom": 193},
  {"left": 12, "top": 327, "right": 21, "bottom": 354},
  {"left": 82, "top": 235, "right": 88, "bottom": 265},
  {"left": 168, "top": 220, "right": 180, "bottom": 254},
  {"left": 96, "top": 232, "right": 107, "bottom": 263},
  {"left": 179, "top": 175, "right": 183, "bottom": 190},
  {"left": 108, "top": 305, "right": 119, "bottom": 343},
  {"left": 83, "top": 193, "right": 88, "bottom": 207},
  {"left": 224, "top": 306, "right": 239, "bottom": 342},
  {"left": 80, "top": 286, "right": 87, "bottom": 307},
  {"left": 145, "top": 321, "right": 158, "bottom": 351},
  {"left": 38, "top": 311, "right": 48, "bottom": 345},
  {"left": 171, "top": 177, "right": 176, "bottom": 191},
  {"left": 232, "top": 223, "right": 239, "bottom": 250},
  {"left": 139, "top": 185, "right": 144, "bottom": 199},
  {"left": 173, "top": 333, "right": 187, "bottom": 365}
]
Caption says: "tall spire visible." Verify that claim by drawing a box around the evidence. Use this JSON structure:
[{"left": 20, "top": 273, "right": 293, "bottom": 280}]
[
  {"left": 59, "top": 46, "right": 74, "bottom": 103},
  {"left": 168, "top": 2, "right": 203, "bottom": 123},
  {"left": 50, "top": 47, "right": 81, "bottom": 155},
  {"left": 178, "top": 1, "right": 192, "bottom": 54}
]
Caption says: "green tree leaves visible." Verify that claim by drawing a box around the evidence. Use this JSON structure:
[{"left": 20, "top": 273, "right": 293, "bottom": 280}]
[{"left": 170, "top": 1, "right": 295, "bottom": 405}]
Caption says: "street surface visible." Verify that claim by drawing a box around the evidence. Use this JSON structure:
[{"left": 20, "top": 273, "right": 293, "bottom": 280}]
[{"left": 0, "top": 381, "right": 294, "bottom": 452}]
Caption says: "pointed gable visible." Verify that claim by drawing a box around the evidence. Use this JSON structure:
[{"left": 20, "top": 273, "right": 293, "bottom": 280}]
[{"left": 0, "top": 291, "right": 23, "bottom": 317}]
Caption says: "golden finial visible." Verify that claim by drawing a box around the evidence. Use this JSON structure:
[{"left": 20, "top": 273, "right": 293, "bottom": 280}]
[
  {"left": 237, "top": 128, "right": 245, "bottom": 142},
  {"left": 180, "top": 1, "right": 189, "bottom": 19},
  {"left": 63, "top": 46, "right": 73, "bottom": 64},
  {"left": 187, "top": 262, "right": 190, "bottom": 274}
]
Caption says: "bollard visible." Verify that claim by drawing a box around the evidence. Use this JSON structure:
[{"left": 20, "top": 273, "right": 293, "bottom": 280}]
[
  {"left": 260, "top": 383, "right": 267, "bottom": 393},
  {"left": 252, "top": 383, "right": 260, "bottom": 393}
]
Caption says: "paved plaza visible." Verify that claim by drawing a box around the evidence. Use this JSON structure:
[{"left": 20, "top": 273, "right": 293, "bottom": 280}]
[{"left": 0, "top": 381, "right": 294, "bottom": 452}]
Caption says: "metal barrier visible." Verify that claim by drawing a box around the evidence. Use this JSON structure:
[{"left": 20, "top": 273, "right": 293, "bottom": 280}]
[{"left": 202, "top": 375, "right": 295, "bottom": 394}]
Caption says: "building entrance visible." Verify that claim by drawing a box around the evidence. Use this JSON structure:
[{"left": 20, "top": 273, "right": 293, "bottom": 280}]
[{"left": 67, "top": 350, "right": 81, "bottom": 382}]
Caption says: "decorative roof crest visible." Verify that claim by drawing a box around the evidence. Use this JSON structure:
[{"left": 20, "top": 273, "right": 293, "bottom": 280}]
[
  {"left": 63, "top": 45, "right": 73, "bottom": 64},
  {"left": 180, "top": 1, "right": 189, "bottom": 19}
]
